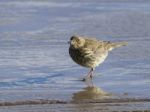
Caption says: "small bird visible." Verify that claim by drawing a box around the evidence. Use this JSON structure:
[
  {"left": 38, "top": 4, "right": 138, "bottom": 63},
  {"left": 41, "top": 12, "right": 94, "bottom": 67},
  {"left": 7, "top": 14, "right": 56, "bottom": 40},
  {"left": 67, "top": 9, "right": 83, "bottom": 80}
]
[{"left": 69, "top": 35, "right": 127, "bottom": 81}]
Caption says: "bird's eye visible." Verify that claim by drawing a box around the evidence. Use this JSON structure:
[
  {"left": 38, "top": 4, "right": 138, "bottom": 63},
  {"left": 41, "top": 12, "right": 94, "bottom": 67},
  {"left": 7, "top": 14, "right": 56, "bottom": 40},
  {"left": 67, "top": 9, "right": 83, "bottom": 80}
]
[{"left": 70, "top": 37, "right": 74, "bottom": 40}]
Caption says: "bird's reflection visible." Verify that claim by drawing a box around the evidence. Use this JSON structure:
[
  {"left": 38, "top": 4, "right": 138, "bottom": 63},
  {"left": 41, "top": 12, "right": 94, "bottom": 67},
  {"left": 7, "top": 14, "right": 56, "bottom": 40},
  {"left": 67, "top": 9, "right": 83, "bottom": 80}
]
[{"left": 72, "top": 79, "right": 110, "bottom": 101}]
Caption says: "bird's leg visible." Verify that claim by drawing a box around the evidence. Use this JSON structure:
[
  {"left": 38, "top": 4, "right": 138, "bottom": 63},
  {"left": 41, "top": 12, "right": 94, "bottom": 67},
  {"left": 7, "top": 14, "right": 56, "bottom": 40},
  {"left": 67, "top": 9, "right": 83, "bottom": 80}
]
[
  {"left": 86, "top": 68, "right": 93, "bottom": 78},
  {"left": 82, "top": 68, "right": 94, "bottom": 81},
  {"left": 89, "top": 68, "right": 94, "bottom": 79}
]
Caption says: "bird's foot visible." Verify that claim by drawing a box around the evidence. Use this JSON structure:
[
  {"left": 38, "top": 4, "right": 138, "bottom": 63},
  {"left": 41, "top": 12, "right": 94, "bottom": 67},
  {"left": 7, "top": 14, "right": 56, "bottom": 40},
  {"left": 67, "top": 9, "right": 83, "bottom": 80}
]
[
  {"left": 82, "top": 78, "right": 86, "bottom": 82},
  {"left": 82, "top": 76, "right": 93, "bottom": 82}
]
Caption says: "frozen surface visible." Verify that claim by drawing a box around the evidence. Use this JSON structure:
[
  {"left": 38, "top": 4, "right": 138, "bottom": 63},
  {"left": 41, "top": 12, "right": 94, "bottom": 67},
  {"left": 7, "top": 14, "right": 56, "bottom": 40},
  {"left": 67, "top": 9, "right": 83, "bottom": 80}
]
[{"left": 0, "top": 0, "right": 150, "bottom": 110}]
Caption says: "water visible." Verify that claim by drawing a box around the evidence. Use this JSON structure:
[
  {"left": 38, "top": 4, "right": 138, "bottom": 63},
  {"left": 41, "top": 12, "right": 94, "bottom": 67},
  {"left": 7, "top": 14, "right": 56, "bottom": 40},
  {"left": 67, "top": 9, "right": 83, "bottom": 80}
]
[{"left": 0, "top": 0, "right": 150, "bottom": 109}]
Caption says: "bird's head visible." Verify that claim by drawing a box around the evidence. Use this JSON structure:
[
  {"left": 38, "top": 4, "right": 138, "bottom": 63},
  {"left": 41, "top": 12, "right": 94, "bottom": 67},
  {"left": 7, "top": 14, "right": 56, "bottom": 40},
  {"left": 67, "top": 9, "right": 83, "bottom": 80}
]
[{"left": 69, "top": 35, "right": 85, "bottom": 49}]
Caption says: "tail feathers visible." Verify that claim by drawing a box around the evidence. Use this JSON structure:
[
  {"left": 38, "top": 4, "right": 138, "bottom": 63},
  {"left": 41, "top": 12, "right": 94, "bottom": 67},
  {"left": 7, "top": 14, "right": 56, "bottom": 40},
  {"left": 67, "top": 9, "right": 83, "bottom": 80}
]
[{"left": 107, "top": 41, "right": 128, "bottom": 51}]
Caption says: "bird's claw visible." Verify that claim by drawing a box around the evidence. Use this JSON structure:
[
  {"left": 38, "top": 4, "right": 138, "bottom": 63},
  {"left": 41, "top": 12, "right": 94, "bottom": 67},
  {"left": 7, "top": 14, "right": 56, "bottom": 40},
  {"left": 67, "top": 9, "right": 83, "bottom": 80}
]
[
  {"left": 82, "top": 76, "right": 93, "bottom": 82},
  {"left": 82, "top": 78, "right": 86, "bottom": 82}
]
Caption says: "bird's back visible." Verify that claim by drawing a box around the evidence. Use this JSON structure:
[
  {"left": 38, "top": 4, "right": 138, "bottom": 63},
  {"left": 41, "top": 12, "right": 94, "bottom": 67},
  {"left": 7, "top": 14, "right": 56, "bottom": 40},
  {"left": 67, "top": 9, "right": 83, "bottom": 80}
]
[{"left": 69, "top": 37, "right": 127, "bottom": 68}]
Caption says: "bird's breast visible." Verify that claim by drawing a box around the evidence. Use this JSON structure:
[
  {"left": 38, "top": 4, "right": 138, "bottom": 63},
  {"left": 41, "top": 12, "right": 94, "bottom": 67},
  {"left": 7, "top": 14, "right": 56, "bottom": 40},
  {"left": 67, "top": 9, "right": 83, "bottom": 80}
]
[{"left": 69, "top": 47, "right": 107, "bottom": 68}]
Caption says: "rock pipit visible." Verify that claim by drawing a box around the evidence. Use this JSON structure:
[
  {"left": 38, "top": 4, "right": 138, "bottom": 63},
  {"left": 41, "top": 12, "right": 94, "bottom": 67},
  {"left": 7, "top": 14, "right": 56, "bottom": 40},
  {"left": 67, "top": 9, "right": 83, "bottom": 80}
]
[{"left": 69, "top": 35, "right": 127, "bottom": 81}]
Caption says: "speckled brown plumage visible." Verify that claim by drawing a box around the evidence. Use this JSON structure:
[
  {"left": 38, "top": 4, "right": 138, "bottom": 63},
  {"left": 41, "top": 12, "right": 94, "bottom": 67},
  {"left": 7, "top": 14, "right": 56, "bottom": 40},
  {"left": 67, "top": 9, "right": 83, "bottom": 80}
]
[{"left": 69, "top": 35, "right": 127, "bottom": 80}]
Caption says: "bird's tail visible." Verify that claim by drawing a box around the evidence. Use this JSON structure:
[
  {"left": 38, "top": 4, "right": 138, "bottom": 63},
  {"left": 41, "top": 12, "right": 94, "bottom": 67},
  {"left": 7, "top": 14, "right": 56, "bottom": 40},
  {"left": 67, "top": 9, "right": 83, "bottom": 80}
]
[{"left": 107, "top": 41, "right": 128, "bottom": 51}]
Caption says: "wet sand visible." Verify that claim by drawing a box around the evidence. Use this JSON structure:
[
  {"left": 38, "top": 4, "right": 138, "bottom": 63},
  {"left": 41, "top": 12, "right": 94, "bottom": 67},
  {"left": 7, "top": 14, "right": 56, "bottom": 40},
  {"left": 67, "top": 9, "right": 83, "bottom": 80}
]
[
  {"left": 0, "top": 86, "right": 150, "bottom": 112},
  {"left": 0, "top": 99, "right": 150, "bottom": 112}
]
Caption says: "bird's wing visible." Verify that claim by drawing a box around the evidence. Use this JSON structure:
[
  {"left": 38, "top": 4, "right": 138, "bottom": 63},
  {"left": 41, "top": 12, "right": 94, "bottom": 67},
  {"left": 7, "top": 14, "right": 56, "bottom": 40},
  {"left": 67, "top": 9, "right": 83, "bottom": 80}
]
[
  {"left": 83, "top": 38, "right": 101, "bottom": 51},
  {"left": 92, "top": 41, "right": 109, "bottom": 56},
  {"left": 80, "top": 39, "right": 107, "bottom": 57}
]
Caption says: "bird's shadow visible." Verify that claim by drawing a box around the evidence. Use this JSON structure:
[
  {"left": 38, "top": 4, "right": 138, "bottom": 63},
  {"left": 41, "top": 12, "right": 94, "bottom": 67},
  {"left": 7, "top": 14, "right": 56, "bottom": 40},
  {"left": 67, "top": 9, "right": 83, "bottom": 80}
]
[{"left": 72, "top": 79, "right": 110, "bottom": 102}]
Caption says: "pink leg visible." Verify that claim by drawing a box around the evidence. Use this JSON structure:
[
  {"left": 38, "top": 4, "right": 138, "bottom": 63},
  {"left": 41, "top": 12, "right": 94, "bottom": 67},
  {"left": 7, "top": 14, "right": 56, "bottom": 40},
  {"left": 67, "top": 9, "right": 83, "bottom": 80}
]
[
  {"left": 82, "top": 68, "right": 94, "bottom": 81},
  {"left": 86, "top": 68, "right": 94, "bottom": 78}
]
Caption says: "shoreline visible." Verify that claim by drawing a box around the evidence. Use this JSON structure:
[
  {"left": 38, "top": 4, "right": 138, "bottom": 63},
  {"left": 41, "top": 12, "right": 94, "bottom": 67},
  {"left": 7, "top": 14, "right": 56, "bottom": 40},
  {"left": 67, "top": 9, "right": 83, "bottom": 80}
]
[
  {"left": 0, "top": 98, "right": 150, "bottom": 112},
  {"left": 0, "top": 98, "right": 150, "bottom": 106}
]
